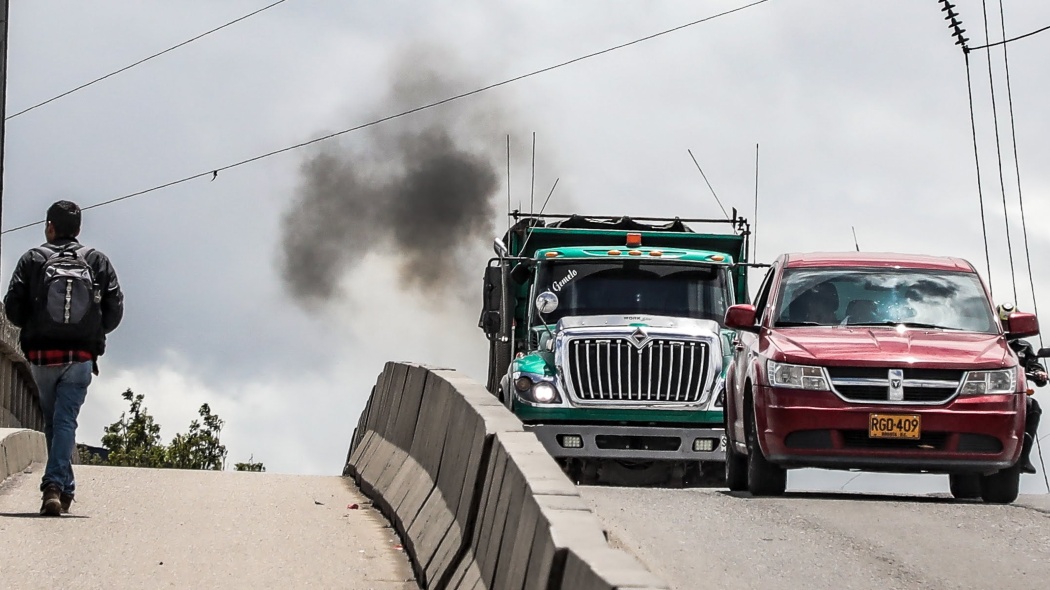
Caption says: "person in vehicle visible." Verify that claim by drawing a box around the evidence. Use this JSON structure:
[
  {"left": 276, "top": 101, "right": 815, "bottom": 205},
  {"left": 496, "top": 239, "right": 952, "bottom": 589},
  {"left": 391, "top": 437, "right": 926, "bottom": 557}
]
[
  {"left": 788, "top": 282, "right": 839, "bottom": 324},
  {"left": 999, "top": 303, "right": 1045, "bottom": 474}
]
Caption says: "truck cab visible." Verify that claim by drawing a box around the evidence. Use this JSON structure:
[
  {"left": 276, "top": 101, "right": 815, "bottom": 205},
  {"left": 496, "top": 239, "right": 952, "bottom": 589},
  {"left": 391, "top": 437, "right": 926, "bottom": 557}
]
[{"left": 479, "top": 214, "right": 751, "bottom": 485}]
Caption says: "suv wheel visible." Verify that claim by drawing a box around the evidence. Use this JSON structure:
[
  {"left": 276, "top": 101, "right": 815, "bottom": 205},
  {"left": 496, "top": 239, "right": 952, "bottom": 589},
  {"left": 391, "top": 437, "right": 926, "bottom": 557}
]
[
  {"left": 979, "top": 464, "right": 1021, "bottom": 504},
  {"left": 746, "top": 405, "right": 786, "bottom": 496},
  {"left": 725, "top": 412, "right": 748, "bottom": 492},
  {"left": 948, "top": 474, "right": 981, "bottom": 499}
]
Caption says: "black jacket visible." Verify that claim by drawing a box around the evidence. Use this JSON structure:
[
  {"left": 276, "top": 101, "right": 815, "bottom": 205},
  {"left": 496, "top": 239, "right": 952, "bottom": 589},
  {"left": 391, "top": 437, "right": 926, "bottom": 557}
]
[
  {"left": 1010, "top": 339, "right": 1048, "bottom": 388},
  {"left": 3, "top": 237, "right": 124, "bottom": 356}
]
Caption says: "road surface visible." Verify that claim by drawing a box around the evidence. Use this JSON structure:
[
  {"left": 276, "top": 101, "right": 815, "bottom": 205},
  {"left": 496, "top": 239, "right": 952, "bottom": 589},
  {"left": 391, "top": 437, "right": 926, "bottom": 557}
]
[
  {"left": 0, "top": 464, "right": 414, "bottom": 589},
  {"left": 583, "top": 486, "right": 1050, "bottom": 590}
]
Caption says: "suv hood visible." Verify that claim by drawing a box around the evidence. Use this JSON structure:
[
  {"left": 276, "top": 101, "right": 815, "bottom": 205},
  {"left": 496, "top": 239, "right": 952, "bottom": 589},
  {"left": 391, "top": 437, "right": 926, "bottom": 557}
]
[{"left": 767, "top": 327, "right": 1011, "bottom": 369}]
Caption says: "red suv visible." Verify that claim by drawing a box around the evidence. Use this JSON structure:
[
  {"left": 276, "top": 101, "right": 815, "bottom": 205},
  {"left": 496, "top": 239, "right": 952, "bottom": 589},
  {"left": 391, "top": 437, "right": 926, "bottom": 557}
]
[{"left": 723, "top": 252, "right": 1039, "bottom": 503}]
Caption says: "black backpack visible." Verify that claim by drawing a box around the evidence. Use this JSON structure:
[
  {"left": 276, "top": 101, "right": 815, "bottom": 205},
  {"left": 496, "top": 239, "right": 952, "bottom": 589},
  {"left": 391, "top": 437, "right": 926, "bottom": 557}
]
[{"left": 32, "top": 245, "right": 103, "bottom": 342}]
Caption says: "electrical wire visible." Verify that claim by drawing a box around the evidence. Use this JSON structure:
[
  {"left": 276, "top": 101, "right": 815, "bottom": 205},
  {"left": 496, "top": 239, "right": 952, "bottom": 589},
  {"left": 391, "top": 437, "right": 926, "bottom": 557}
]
[
  {"left": 969, "top": 22, "right": 1050, "bottom": 51},
  {"left": 1, "top": 0, "right": 772, "bottom": 236},
  {"left": 963, "top": 51, "right": 994, "bottom": 297},
  {"left": 6, "top": 0, "right": 291, "bottom": 121},
  {"left": 993, "top": 0, "right": 1049, "bottom": 493},
  {"left": 979, "top": 1, "right": 1018, "bottom": 303}
]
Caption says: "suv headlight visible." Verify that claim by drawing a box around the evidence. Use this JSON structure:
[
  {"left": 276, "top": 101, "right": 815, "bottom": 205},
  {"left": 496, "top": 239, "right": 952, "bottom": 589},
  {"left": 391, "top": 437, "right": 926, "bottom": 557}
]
[
  {"left": 767, "top": 361, "right": 830, "bottom": 391},
  {"left": 513, "top": 373, "right": 562, "bottom": 404},
  {"left": 960, "top": 369, "right": 1017, "bottom": 395}
]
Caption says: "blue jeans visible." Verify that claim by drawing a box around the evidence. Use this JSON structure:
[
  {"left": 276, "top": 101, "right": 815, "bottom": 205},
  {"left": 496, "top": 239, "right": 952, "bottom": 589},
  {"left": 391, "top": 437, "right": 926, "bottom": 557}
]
[{"left": 31, "top": 361, "right": 92, "bottom": 495}]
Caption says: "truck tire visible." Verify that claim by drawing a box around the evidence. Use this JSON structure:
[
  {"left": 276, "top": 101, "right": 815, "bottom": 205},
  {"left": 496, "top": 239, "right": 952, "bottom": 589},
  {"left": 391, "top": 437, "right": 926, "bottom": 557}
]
[
  {"left": 948, "top": 474, "right": 981, "bottom": 499},
  {"left": 746, "top": 406, "right": 786, "bottom": 496},
  {"left": 979, "top": 464, "right": 1021, "bottom": 504}
]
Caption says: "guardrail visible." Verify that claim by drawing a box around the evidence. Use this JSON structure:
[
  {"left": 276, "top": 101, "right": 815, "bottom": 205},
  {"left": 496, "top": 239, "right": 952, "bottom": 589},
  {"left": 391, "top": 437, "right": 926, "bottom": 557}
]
[
  {"left": 0, "top": 307, "right": 42, "bottom": 431},
  {"left": 345, "top": 362, "right": 667, "bottom": 590}
]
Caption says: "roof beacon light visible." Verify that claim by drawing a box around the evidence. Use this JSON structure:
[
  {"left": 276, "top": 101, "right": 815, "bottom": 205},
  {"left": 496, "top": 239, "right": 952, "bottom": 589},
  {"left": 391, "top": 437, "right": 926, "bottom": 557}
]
[{"left": 626, "top": 232, "right": 642, "bottom": 247}]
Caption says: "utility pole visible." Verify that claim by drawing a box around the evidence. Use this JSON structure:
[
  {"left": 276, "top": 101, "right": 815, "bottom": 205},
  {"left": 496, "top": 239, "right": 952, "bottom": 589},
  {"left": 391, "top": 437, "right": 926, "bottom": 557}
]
[{"left": 0, "top": 0, "right": 9, "bottom": 260}]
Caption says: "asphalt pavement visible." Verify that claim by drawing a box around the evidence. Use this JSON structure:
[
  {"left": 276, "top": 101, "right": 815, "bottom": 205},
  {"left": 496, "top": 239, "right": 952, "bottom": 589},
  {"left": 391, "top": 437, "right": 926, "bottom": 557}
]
[
  {"left": 0, "top": 464, "right": 415, "bottom": 589},
  {"left": 583, "top": 486, "right": 1050, "bottom": 590}
]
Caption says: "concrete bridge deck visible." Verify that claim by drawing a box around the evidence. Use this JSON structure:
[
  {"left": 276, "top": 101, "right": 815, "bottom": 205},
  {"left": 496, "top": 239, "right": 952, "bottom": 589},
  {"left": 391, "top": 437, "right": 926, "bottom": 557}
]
[{"left": 0, "top": 464, "right": 414, "bottom": 589}]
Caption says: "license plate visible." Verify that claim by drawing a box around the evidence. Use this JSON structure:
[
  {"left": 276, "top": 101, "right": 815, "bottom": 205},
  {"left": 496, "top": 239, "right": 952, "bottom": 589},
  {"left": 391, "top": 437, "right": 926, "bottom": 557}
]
[{"left": 868, "top": 414, "right": 921, "bottom": 439}]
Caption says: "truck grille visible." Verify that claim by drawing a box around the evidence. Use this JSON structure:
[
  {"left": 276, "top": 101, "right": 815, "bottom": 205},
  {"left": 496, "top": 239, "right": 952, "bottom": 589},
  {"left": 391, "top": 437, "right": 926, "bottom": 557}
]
[
  {"left": 565, "top": 338, "right": 708, "bottom": 403},
  {"left": 826, "top": 367, "right": 963, "bottom": 404}
]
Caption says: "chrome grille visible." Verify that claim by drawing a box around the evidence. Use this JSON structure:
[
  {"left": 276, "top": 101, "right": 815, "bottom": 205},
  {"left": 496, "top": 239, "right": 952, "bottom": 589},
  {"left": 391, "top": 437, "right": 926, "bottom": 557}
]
[
  {"left": 826, "top": 367, "right": 963, "bottom": 404},
  {"left": 565, "top": 338, "right": 708, "bottom": 403}
]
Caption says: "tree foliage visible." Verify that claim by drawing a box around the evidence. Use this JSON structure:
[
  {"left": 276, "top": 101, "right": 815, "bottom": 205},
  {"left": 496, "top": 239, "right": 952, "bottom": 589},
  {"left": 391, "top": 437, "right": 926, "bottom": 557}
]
[{"left": 82, "top": 388, "right": 263, "bottom": 472}]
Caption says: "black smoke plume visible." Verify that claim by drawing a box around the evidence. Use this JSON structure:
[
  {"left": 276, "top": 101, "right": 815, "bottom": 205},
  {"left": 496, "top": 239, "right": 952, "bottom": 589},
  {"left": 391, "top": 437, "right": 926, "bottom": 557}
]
[{"left": 279, "top": 126, "right": 499, "bottom": 307}]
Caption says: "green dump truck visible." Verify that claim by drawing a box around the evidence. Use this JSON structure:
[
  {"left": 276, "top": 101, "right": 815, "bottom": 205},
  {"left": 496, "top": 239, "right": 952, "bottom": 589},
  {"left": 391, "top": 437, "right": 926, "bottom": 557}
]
[{"left": 479, "top": 213, "right": 751, "bottom": 485}]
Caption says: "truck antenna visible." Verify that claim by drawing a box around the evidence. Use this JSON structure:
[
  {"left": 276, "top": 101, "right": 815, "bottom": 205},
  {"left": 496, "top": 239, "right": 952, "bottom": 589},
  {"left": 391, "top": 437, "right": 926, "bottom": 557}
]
[
  {"left": 506, "top": 134, "right": 513, "bottom": 238},
  {"left": 852, "top": 226, "right": 861, "bottom": 251},
  {"left": 517, "top": 177, "right": 560, "bottom": 255},
  {"left": 687, "top": 149, "right": 729, "bottom": 219},
  {"left": 531, "top": 132, "right": 537, "bottom": 216},
  {"left": 753, "top": 143, "right": 760, "bottom": 262}
]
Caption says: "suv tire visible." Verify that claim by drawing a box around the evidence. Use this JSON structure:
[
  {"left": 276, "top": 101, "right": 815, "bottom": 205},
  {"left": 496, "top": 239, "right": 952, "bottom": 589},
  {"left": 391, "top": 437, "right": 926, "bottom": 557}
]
[
  {"left": 746, "top": 406, "right": 786, "bottom": 496},
  {"left": 725, "top": 413, "right": 748, "bottom": 492},
  {"left": 948, "top": 474, "right": 981, "bottom": 499},
  {"left": 979, "top": 464, "right": 1021, "bottom": 504}
]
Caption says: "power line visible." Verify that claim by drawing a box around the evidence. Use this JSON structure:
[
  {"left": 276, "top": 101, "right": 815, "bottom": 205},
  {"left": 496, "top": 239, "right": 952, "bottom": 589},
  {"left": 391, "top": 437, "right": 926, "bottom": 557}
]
[
  {"left": 0, "top": 0, "right": 772, "bottom": 235},
  {"left": 6, "top": 0, "right": 290, "bottom": 121},
  {"left": 969, "top": 22, "right": 1050, "bottom": 51},
  {"left": 979, "top": 0, "right": 1018, "bottom": 303}
]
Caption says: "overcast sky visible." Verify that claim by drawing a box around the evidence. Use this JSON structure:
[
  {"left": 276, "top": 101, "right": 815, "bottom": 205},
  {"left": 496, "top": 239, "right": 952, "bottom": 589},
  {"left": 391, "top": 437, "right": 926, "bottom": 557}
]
[{"left": 2, "top": 1, "right": 1047, "bottom": 493}]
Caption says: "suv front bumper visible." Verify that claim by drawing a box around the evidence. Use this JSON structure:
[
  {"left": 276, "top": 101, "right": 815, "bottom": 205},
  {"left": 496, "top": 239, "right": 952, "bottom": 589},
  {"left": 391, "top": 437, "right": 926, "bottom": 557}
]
[{"left": 755, "top": 385, "right": 1026, "bottom": 473}]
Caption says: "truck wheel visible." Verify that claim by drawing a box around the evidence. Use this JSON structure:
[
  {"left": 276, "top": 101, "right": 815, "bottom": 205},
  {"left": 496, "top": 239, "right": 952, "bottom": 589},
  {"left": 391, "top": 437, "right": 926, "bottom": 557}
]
[
  {"left": 746, "top": 407, "right": 786, "bottom": 496},
  {"left": 948, "top": 474, "right": 981, "bottom": 499},
  {"left": 979, "top": 465, "right": 1021, "bottom": 504}
]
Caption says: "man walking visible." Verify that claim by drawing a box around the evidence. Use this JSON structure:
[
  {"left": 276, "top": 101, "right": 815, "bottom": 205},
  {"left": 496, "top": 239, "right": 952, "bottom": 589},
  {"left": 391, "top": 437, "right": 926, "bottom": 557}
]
[{"left": 3, "top": 201, "right": 124, "bottom": 516}]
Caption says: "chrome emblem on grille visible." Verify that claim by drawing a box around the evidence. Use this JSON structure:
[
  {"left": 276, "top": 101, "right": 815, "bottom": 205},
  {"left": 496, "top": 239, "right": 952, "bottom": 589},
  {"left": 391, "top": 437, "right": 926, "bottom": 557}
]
[
  {"left": 888, "top": 368, "right": 904, "bottom": 401},
  {"left": 629, "top": 327, "right": 650, "bottom": 348}
]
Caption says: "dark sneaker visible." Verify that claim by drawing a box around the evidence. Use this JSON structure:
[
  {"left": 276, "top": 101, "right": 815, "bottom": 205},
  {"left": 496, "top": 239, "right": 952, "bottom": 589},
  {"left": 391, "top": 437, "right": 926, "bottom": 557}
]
[
  {"left": 60, "top": 493, "right": 74, "bottom": 514},
  {"left": 40, "top": 485, "right": 62, "bottom": 517}
]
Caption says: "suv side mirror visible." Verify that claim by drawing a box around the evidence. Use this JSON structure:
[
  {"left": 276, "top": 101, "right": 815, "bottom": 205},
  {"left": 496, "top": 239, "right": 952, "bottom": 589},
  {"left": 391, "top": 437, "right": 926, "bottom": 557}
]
[
  {"left": 725, "top": 304, "right": 759, "bottom": 333},
  {"left": 1037, "top": 348, "right": 1050, "bottom": 358},
  {"left": 1005, "top": 311, "right": 1040, "bottom": 339}
]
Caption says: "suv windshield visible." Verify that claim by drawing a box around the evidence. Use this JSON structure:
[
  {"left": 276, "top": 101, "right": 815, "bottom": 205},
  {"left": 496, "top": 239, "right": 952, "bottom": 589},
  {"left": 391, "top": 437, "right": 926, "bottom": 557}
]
[
  {"left": 534, "top": 260, "right": 731, "bottom": 324},
  {"left": 773, "top": 267, "right": 997, "bottom": 333}
]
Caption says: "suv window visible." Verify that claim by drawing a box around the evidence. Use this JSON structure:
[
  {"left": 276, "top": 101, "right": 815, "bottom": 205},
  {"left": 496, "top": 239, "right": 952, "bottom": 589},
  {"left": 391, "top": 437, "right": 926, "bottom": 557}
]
[{"left": 772, "top": 267, "right": 997, "bottom": 333}]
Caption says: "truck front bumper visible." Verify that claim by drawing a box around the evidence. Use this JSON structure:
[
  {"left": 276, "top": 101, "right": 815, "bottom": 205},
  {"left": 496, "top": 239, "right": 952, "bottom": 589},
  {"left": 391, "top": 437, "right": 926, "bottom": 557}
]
[{"left": 525, "top": 423, "right": 726, "bottom": 461}]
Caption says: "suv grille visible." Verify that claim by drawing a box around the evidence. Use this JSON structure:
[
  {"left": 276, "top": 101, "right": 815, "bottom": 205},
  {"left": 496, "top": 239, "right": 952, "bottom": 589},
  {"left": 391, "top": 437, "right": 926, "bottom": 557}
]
[
  {"left": 826, "top": 367, "right": 963, "bottom": 404},
  {"left": 565, "top": 338, "right": 708, "bottom": 403}
]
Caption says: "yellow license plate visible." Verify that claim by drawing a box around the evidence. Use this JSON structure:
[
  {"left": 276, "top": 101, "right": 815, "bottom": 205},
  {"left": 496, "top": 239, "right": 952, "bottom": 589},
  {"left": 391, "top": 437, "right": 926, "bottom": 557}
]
[{"left": 868, "top": 414, "right": 921, "bottom": 439}]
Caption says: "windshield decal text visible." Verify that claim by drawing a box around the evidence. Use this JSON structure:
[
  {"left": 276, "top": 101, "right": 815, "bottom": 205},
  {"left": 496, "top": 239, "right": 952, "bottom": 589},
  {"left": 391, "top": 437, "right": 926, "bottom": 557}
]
[{"left": 551, "top": 269, "right": 578, "bottom": 292}]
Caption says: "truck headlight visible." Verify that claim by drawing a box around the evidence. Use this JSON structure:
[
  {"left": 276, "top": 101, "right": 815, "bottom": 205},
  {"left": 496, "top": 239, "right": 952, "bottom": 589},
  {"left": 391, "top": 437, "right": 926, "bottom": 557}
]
[
  {"left": 960, "top": 369, "right": 1017, "bottom": 395},
  {"left": 531, "top": 382, "right": 558, "bottom": 403},
  {"left": 513, "top": 373, "right": 562, "bottom": 404},
  {"left": 767, "top": 361, "right": 830, "bottom": 391}
]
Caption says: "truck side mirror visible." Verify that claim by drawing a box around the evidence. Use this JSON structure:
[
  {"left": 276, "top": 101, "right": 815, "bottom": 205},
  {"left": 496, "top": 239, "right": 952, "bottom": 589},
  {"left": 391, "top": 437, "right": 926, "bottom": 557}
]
[
  {"left": 1037, "top": 348, "right": 1050, "bottom": 359},
  {"left": 480, "top": 264, "right": 506, "bottom": 336},
  {"left": 725, "top": 304, "right": 759, "bottom": 333},
  {"left": 1005, "top": 311, "right": 1040, "bottom": 339}
]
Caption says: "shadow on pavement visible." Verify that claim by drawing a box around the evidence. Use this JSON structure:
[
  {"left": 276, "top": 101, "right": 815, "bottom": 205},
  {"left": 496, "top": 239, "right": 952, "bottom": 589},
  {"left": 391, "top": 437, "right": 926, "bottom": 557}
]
[
  {"left": 717, "top": 490, "right": 973, "bottom": 505},
  {"left": 0, "top": 512, "right": 91, "bottom": 519}
]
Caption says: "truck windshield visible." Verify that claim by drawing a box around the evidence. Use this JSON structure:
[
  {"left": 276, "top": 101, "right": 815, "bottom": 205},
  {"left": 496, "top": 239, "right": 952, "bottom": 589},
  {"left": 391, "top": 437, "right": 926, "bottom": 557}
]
[
  {"left": 773, "top": 267, "right": 997, "bottom": 333},
  {"left": 534, "top": 260, "right": 731, "bottom": 324}
]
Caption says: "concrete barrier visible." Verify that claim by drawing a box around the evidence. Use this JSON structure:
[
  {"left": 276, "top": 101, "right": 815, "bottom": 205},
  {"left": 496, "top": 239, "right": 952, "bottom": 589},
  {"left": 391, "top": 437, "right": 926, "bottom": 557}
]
[
  {"left": 345, "top": 362, "right": 668, "bottom": 590},
  {"left": 0, "top": 428, "right": 47, "bottom": 484}
]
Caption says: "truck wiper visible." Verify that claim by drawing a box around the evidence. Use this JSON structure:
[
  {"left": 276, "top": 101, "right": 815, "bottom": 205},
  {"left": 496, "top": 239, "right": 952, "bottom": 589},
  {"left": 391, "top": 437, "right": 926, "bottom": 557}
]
[
  {"left": 847, "top": 321, "right": 959, "bottom": 330},
  {"left": 774, "top": 321, "right": 824, "bottom": 327}
]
